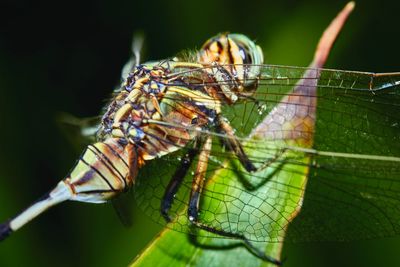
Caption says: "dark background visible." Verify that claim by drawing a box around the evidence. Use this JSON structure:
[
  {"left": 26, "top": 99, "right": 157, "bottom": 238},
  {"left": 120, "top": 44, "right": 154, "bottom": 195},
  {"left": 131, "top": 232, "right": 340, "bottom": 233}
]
[{"left": 0, "top": 0, "right": 399, "bottom": 266}]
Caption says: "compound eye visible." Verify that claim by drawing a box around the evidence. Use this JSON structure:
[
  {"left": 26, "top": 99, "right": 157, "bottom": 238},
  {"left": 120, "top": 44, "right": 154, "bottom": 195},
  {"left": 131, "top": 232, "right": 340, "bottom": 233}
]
[{"left": 238, "top": 45, "right": 252, "bottom": 64}]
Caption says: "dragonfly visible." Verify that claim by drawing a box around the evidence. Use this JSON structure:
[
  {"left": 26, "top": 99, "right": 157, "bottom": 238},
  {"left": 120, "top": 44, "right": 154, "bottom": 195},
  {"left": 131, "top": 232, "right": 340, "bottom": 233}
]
[{"left": 1, "top": 26, "right": 400, "bottom": 266}]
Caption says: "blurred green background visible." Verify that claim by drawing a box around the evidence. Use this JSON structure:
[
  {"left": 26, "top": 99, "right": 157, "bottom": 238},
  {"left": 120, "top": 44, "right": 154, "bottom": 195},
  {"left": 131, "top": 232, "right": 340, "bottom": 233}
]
[{"left": 0, "top": 0, "right": 399, "bottom": 266}]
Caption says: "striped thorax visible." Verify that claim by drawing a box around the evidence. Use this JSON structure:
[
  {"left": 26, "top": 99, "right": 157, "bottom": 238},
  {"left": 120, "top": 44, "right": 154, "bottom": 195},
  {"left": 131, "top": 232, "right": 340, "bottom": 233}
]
[{"left": 98, "top": 64, "right": 220, "bottom": 163}]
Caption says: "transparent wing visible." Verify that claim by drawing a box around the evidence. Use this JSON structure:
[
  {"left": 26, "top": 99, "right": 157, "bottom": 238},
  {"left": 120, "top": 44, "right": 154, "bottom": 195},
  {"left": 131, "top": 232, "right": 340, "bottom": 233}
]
[
  {"left": 134, "top": 64, "right": 400, "bottom": 242},
  {"left": 57, "top": 112, "right": 100, "bottom": 151},
  {"left": 121, "top": 32, "right": 145, "bottom": 81}
]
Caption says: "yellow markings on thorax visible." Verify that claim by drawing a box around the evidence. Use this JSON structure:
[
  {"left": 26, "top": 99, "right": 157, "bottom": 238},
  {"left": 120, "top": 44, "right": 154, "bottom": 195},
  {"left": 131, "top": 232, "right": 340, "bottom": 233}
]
[
  {"left": 111, "top": 87, "right": 144, "bottom": 138},
  {"left": 114, "top": 103, "right": 133, "bottom": 123},
  {"left": 169, "top": 62, "right": 203, "bottom": 69},
  {"left": 127, "top": 87, "right": 142, "bottom": 102},
  {"left": 167, "top": 86, "right": 221, "bottom": 113}
]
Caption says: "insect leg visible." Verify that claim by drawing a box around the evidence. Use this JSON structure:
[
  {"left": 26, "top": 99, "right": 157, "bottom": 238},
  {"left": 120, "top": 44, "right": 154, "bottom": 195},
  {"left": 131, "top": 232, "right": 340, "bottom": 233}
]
[
  {"left": 217, "top": 116, "right": 284, "bottom": 173},
  {"left": 184, "top": 137, "right": 281, "bottom": 264},
  {"left": 187, "top": 136, "right": 281, "bottom": 265},
  {"left": 217, "top": 116, "right": 257, "bottom": 172},
  {"left": 190, "top": 220, "right": 282, "bottom": 265},
  {"left": 161, "top": 148, "right": 199, "bottom": 222},
  {"left": 187, "top": 136, "right": 212, "bottom": 221}
]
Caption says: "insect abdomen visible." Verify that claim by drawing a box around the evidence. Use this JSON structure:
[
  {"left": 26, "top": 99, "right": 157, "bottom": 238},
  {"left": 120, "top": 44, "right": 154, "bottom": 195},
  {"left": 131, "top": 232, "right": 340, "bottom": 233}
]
[{"left": 65, "top": 138, "right": 135, "bottom": 203}]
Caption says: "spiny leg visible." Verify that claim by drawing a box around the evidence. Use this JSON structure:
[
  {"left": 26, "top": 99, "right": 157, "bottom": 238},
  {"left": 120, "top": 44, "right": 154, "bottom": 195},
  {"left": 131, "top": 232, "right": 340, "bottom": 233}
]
[
  {"left": 187, "top": 136, "right": 212, "bottom": 221},
  {"left": 217, "top": 115, "right": 285, "bottom": 173},
  {"left": 161, "top": 148, "right": 199, "bottom": 222},
  {"left": 187, "top": 136, "right": 281, "bottom": 265}
]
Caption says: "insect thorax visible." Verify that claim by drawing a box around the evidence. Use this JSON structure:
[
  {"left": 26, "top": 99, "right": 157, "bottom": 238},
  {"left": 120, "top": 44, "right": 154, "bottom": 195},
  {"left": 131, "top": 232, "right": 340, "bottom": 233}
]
[
  {"left": 97, "top": 63, "right": 219, "bottom": 161},
  {"left": 96, "top": 32, "right": 265, "bottom": 161}
]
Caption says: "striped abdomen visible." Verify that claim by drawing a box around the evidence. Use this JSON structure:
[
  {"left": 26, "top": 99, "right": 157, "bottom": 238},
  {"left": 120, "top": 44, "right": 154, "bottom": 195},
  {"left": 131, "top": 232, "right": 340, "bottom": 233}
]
[
  {"left": 0, "top": 138, "right": 137, "bottom": 239},
  {"left": 65, "top": 138, "right": 138, "bottom": 203}
]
